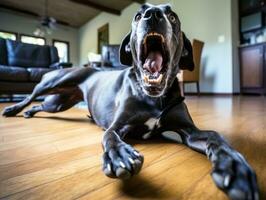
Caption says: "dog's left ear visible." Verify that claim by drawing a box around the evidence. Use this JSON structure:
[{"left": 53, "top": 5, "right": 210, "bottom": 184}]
[
  {"left": 119, "top": 32, "right": 133, "bottom": 66},
  {"left": 179, "top": 32, "right": 194, "bottom": 71}
]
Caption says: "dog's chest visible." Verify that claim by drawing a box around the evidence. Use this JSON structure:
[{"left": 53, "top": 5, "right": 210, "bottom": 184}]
[
  {"left": 142, "top": 117, "right": 183, "bottom": 143},
  {"left": 144, "top": 118, "right": 158, "bottom": 130},
  {"left": 141, "top": 117, "right": 160, "bottom": 139}
]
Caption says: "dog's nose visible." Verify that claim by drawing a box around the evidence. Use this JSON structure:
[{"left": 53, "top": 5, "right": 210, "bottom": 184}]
[{"left": 143, "top": 7, "right": 163, "bottom": 20}]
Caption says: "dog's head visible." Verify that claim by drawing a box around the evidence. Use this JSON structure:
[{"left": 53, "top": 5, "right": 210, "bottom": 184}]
[{"left": 120, "top": 3, "right": 194, "bottom": 97}]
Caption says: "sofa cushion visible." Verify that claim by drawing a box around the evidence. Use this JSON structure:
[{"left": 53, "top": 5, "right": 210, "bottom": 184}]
[
  {"left": 50, "top": 46, "right": 59, "bottom": 64},
  {"left": 0, "top": 81, "right": 37, "bottom": 94},
  {"left": 0, "top": 39, "right": 8, "bottom": 65},
  {"left": 0, "top": 65, "right": 28, "bottom": 82},
  {"left": 27, "top": 68, "right": 53, "bottom": 82},
  {"left": 6, "top": 40, "right": 51, "bottom": 68}
]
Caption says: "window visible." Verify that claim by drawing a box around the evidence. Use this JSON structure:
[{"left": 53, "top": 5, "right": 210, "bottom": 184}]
[
  {"left": 0, "top": 30, "right": 17, "bottom": 40},
  {"left": 53, "top": 40, "right": 70, "bottom": 62},
  {"left": 20, "top": 35, "right": 45, "bottom": 45}
]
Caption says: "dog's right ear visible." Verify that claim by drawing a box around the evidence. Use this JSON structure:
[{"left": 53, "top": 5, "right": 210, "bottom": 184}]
[{"left": 119, "top": 32, "right": 133, "bottom": 66}]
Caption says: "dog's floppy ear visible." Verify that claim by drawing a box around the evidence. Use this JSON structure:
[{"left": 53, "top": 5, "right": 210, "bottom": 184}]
[
  {"left": 119, "top": 32, "right": 133, "bottom": 66},
  {"left": 179, "top": 32, "right": 194, "bottom": 71}
]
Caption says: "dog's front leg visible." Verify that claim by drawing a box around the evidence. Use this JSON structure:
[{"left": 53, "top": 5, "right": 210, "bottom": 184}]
[
  {"left": 102, "top": 127, "right": 144, "bottom": 179},
  {"left": 177, "top": 128, "right": 259, "bottom": 200},
  {"left": 160, "top": 103, "right": 259, "bottom": 200}
]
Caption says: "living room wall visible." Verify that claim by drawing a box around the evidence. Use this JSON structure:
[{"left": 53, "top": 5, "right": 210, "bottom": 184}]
[
  {"left": 79, "top": 0, "right": 238, "bottom": 94},
  {"left": 0, "top": 12, "right": 79, "bottom": 66}
]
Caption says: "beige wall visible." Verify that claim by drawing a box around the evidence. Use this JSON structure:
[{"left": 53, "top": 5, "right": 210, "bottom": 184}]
[
  {"left": 173, "top": 0, "right": 233, "bottom": 93},
  {"left": 79, "top": 0, "right": 237, "bottom": 94},
  {"left": 0, "top": 12, "right": 79, "bottom": 66}
]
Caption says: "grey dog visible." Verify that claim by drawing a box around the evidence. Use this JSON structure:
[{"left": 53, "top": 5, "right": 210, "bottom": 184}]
[{"left": 2, "top": 3, "right": 259, "bottom": 200}]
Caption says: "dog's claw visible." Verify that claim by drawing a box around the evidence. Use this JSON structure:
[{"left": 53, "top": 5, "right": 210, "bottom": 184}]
[
  {"left": 223, "top": 174, "right": 231, "bottom": 188},
  {"left": 133, "top": 150, "right": 140, "bottom": 157},
  {"left": 115, "top": 167, "right": 131, "bottom": 179},
  {"left": 119, "top": 161, "right": 126, "bottom": 168},
  {"left": 102, "top": 142, "right": 144, "bottom": 179},
  {"left": 128, "top": 157, "right": 135, "bottom": 164},
  {"left": 107, "top": 164, "right": 111, "bottom": 172}
]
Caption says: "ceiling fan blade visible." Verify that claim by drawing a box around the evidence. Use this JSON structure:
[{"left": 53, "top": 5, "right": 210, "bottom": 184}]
[
  {"left": 49, "top": 17, "right": 57, "bottom": 23},
  {"left": 49, "top": 22, "right": 57, "bottom": 30}
]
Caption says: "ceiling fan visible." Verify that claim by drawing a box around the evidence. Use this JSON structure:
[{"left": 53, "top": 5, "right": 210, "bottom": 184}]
[{"left": 34, "top": 0, "right": 57, "bottom": 36}]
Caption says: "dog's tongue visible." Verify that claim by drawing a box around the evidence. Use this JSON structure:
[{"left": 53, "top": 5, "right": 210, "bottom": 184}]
[{"left": 143, "top": 51, "right": 163, "bottom": 73}]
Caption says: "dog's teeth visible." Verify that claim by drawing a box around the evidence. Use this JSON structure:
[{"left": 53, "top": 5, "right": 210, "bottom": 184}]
[
  {"left": 144, "top": 74, "right": 149, "bottom": 83},
  {"left": 161, "top": 35, "right": 165, "bottom": 43},
  {"left": 143, "top": 37, "right": 147, "bottom": 44},
  {"left": 146, "top": 74, "right": 163, "bottom": 84},
  {"left": 156, "top": 74, "right": 163, "bottom": 83},
  {"left": 144, "top": 32, "right": 165, "bottom": 43}
]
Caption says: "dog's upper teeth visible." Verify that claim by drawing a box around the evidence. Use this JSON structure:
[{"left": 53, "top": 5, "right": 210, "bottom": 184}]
[
  {"left": 143, "top": 32, "right": 165, "bottom": 44},
  {"left": 160, "top": 35, "right": 165, "bottom": 43}
]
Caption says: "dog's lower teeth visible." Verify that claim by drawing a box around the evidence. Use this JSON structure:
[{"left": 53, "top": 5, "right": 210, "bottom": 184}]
[{"left": 144, "top": 74, "right": 163, "bottom": 84}]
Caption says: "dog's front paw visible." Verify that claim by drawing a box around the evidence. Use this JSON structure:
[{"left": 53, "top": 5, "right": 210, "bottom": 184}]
[
  {"left": 210, "top": 149, "right": 259, "bottom": 200},
  {"left": 2, "top": 105, "right": 21, "bottom": 117},
  {"left": 102, "top": 142, "right": 144, "bottom": 179}
]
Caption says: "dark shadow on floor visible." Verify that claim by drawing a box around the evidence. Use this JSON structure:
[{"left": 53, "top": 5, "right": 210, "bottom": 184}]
[
  {"left": 119, "top": 175, "right": 172, "bottom": 199},
  {"left": 16, "top": 115, "right": 94, "bottom": 124}
]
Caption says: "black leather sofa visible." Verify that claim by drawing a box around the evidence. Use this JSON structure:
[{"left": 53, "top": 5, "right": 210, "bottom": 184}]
[{"left": 0, "top": 38, "right": 72, "bottom": 95}]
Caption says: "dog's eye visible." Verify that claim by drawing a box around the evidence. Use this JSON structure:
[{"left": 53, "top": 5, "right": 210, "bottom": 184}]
[
  {"left": 135, "top": 13, "right": 142, "bottom": 22},
  {"left": 169, "top": 14, "right": 176, "bottom": 23}
]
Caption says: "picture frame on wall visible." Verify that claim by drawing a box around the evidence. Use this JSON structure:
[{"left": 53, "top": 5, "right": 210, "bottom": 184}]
[{"left": 98, "top": 23, "right": 109, "bottom": 54}]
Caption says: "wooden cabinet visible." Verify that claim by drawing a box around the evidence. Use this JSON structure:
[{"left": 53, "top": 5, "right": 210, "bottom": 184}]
[
  {"left": 240, "top": 0, "right": 265, "bottom": 14},
  {"left": 240, "top": 44, "right": 265, "bottom": 94}
]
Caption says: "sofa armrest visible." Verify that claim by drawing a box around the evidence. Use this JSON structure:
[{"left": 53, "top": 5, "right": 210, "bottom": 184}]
[{"left": 50, "top": 62, "right": 73, "bottom": 69}]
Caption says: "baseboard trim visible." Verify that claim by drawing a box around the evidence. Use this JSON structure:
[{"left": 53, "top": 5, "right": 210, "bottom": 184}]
[
  {"left": 185, "top": 92, "right": 265, "bottom": 96},
  {"left": 185, "top": 92, "right": 235, "bottom": 96}
]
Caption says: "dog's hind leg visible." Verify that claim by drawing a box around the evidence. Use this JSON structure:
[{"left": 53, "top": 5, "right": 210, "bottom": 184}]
[
  {"left": 2, "top": 83, "right": 52, "bottom": 117},
  {"left": 23, "top": 92, "right": 82, "bottom": 118},
  {"left": 2, "top": 68, "right": 89, "bottom": 117},
  {"left": 23, "top": 105, "right": 43, "bottom": 118}
]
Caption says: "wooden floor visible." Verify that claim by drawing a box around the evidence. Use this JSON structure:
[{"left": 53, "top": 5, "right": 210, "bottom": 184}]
[{"left": 0, "top": 96, "right": 265, "bottom": 200}]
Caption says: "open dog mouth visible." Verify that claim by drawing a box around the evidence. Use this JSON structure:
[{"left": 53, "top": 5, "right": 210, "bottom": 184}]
[{"left": 141, "top": 32, "right": 169, "bottom": 86}]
